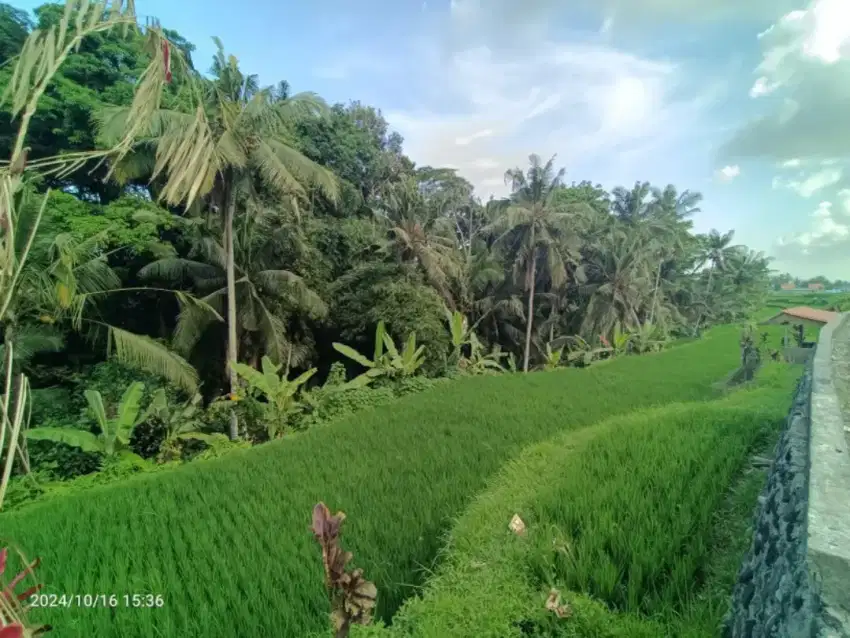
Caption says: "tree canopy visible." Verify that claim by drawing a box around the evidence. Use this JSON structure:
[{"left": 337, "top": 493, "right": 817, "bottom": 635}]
[{"left": 0, "top": 0, "right": 774, "bottom": 408}]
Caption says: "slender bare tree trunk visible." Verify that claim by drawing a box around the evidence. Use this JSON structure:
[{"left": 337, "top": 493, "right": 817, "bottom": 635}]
[
  {"left": 467, "top": 206, "right": 474, "bottom": 261},
  {"left": 522, "top": 225, "right": 537, "bottom": 373},
  {"left": 223, "top": 182, "right": 239, "bottom": 440},
  {"left": 694, "top": 263, "right": 714, "bottom": 335},
  {"left": 649, "top": 260, "right": 662, "bottom": 325}
]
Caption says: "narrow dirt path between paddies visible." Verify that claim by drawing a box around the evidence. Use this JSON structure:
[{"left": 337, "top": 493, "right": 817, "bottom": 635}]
[{"left": 3, "top": 326, "right": 750, "bottom": 638}]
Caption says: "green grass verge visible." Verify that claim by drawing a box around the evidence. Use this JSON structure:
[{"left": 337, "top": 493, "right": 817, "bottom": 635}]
[
  {"left": 2, "top": 326, "right": 757, "bottom": 637},
  {"left": 352, "top": 363, "right": 799, "bottom": 638}
]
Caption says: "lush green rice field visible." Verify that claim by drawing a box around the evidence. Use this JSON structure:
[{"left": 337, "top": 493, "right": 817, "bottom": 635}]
[
  {"left": 1, "top": 326, "right": 763, "bottom": 637},
  {"left": 366, "top": 364, "right": 799, "bottom": 638}
]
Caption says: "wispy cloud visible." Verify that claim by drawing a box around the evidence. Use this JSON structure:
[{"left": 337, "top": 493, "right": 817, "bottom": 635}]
[
  {"left": 723, "top": 0, "right": 850, "bottom": 161},
  {"left": 717, "top": 165, "right": 741, "bottom": 181},
  {"left": 379, "top": 3, "right": 716, "bottom": 198},
  {"left": 772, "top": 166, "right": 843, "bottom": 197}
]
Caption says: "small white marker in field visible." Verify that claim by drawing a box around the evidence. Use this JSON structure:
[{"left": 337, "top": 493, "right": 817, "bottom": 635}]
[{"left": 509, "top": 513, "right": 526, "bottom": 536}]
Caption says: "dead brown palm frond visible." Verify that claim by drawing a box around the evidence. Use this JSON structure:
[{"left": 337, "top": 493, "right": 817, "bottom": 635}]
[{"left": 149, "top": 106, "right": 219, "bottom": 207}]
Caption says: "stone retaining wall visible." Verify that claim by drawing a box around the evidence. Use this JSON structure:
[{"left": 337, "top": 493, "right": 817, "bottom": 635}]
[
  {"left": 724, "top": 313, "right": 850, "bottom": 638},
  {"left": 722, "top": 366, "right": 820, "bottom": 638}
]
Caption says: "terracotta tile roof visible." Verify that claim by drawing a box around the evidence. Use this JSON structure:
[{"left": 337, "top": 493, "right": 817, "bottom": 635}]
[{"left": 779, "top": 306, "right": 839, "bottom": 324}]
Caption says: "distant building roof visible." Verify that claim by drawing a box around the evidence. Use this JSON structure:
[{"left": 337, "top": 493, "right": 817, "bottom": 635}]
[{"left": 762, "top": 306, "right": 839, "bottom": 325}]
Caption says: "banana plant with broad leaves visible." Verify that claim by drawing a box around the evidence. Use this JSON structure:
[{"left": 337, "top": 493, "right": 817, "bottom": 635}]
[
  {"left": 629, "top": 322, "right": 669, "bottom": 354},
  {"left": 610, "top": 326, "right": 632, "bottom": 356},
  {"left": 143, "top": 390, "right": 225, "bottom": 461},
  {"left": 231, "top": 356, "right": 315, "bottom": 439},
  {"left": 25, "top": 382, "right": 146, "bottom": 458},
  {"left": 537, "top": 342, "right": 566, "bottom": 371},
  {"left": 445, "top": 309, "right": 505, "bottom": 375},
  {"left": 332, "top": 320, "right": 427, "bottom": 385},
  {"left": 556, "top": 335, "right": 612, "bottom": 367}
]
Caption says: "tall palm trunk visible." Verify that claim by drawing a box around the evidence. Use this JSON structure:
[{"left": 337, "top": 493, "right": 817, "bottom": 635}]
[
  {"left": 223, "top": 177, "right": 239, "bottom": 440},
  {"left": 522, "top": 224, "right": 537, "bottom": 373},
  {"left": 694, "top": 262, "right": 715, "bottom": 334},
  {"left": 649, "top": 260, "right": 662, "bottom": 325}
]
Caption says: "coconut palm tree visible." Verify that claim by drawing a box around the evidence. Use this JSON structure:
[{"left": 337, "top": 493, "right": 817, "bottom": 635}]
[
  {"left": 702, "top": 229, "right": 736, "bottom": 277},
  {"left": 10, "top": 224, "right": 204, "bottom": 392},
  {"left": 611, "top": 181, "right": 654, "bottom": 225},
  {"left": 373, "top": 176, "right": 460, "bottom": 307},
  {"left": 139, "top": 205, "right": 327, "bottom": 375},
  {"left": 650, "top": 184, "right": 703, "bottom": 221},
  {"left": 581, "top": 229, "right": 653, "bottom": 340},
  {"left": 489, "top": 154, "right": 582, "bottom": 372},
  {"left": 693, "top": 229, "right": 737, "bottom": 332},
  {"left": 99, "top": 38, "right": 338, "bottom": 438},
  {"left": 641, "top": 187, "right": 701, "bottom": 326}
]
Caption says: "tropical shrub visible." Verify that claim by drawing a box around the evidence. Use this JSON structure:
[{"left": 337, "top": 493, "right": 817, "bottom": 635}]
[
  {"left": 25, "top": 382, "right": 147, "bottom": 459},
  {"left": 333, "top": 320, "right": 427, "bottom": 383},
  {"left": 445, "top": 310, "right": 504, "bottom": 375},
  {"left": 231, "top": 356, "right": 316, "bottom": 439},
  {"left": 133, "top": 390, "right": 214, "bottom": 462}
]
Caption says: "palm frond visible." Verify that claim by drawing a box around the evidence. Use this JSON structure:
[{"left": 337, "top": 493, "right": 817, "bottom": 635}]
[
  {"left": 254, "top": 269, "right": 328, "bottom": 318},
  {"left": 108, "top": 325, "right": 198, "bottom": 393},
  {"left": 260, "top": 138, "right": 339, "bottom": 202},
  {"left": 138, "top": 258, "right": 220, "bottom": 284},
  {"left": 0, "top": 323, "right": 64, "bottom": 364},
  {"left": 172, "top": 288, "right": 225, "bottom": 355},
  {"left": 149, "top": 105, "right": 219, "bottom": 207}
]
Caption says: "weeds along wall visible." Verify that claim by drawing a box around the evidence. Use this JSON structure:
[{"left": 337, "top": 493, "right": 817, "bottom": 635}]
[
  {"left": 348, "top": 366, "right": 799, "bottom": 638},
  {"left": 2, "top": 326, "right": 752, "bottom": 638}
]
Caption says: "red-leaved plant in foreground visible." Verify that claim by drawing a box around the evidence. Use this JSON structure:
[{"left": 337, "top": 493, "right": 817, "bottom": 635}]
[
  {"left": 311, "top": 503, "right": 377, "bottom": 638},
  {"left": 0, "top": 548, "right": 51, "bottom": 637}
]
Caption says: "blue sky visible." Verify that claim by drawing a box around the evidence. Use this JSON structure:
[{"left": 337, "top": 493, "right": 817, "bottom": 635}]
[{"left": 16, "top": 0, "right": 850, "bottom": 278}]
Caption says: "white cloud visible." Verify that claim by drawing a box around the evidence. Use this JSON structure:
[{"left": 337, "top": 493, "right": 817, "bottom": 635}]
[
  {"left": 839, "top": 188, "right": 850, "bottom": 214},
  {"left": 749, "top": 1, "right": 850, "bottom": 98},
  {"left": 594, "top": 0, "right": 802, "bottom": 21},
  {"left": 455, "top": 129, "right": 494, "bottom": 145},
  {"left": 780, "top": 201, "right": 850, "bottom": 247},
  {"left": 717, "top": 165, "right": 741, "bottom": 181},
  {"left": 450, "top": 0, "right": 803, "bottom": 33},
  {"left": 773, "top": 167, "right": 843, "bottom": 197},
  {"left": 385, "top": 4, "right": 713, "bottom": 198},
  {"left": 748, "top": 76, "right": 777, "bottom": 98},
  {"left": 723, "top": 0, "right": 850, "bottom": 161},
  {"left": 782, "top": 158, "right": 802, "bottom": 168},
  {"left": 773, "top": 199, "right": 850, "bottom": 276}
]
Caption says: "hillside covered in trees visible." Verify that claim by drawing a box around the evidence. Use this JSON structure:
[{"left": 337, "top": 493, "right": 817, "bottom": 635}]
[{"left": 0, "top": 0, "right": 771, "bottom": 395}]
